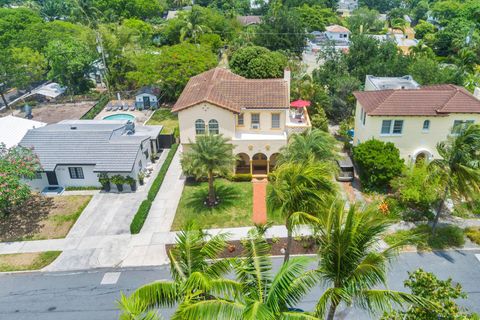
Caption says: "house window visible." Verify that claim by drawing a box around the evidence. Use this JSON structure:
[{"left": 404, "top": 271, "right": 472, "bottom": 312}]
[
  {"left": 422, "top": 120, "right": 430, "bottom": 132},
  {"left": 68, "top": 167, "right": 84, "bottom": 179},
  {"left": 381, "top": 120, "right": 403, "bottom": 135},
  {"left": 271, "top": 113, "right": 280, "bottom": 129},
  {"left": 452, "top": 120, "right": 474, "bottom": 134},
  {"left": 360, "top": 108, "right": 366, "bottom": 126},
  {"left": 195, "top": 119, "right": 205, "bottom": 135},
  {"left": 251, "top": 113, "right": 260, "bottom": 129},
  {"left": 208, "top": 119, "right": 219, "bottom": 134},
  {"left": 237, "top": 113, "right": 244, "bottom": 126}
]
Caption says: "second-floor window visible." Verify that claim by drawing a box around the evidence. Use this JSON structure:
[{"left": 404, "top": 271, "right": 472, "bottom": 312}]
[
  {"left": 195, "top": 119, "right": 205, "bottom": 135},
  {"left": 422, "top": 120, "right": 430, "bottom": 132},
  {"left": 381, "top": 120, "right": 403, "bottom": 135},
  {"left": 237, "top": 113, "right": 244, "bottom": 126},
  {"left": 452, "top": 120, "right": 474, "bottom": 134},
  {"left": 69, "top": 167, "right": 84, "bottom": 179},
  {"left": 251, "top": 113, "right": 260, "bottom": 129},
  {"left": 271, "top": 113, "right": 280, "bottom": 129},
  {"left": 209, "top": 119, "right": 219, "bottom": 134}
]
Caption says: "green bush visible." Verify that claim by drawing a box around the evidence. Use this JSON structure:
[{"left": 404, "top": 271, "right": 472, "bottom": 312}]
[
  {"left": 65, "top": 186, "right": 101, "bottom": 191},
  {"left": 81, "top": 94, "right": 109, "bottom": 120},
  {"left": 465, "top": 227, "right": 480, "bottom": 245},
  {"left": 229, "top": 173, "right": 252, "bottom": 182},
  {"left": 130, "top": 200, "right": 152, "bottom": 234},
  {"left": 353, "top": 139, "right": 404, "bottom": 191}
]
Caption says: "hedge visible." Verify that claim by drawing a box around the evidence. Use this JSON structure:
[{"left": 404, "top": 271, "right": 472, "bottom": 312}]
[
  {"left": 130, "top": 144, "right": 179, "bottom": 234},
  {"left": 81, "top": 94, "right": 109, "bottom": 120},
  {"left": 229, "top": 173, "right": 252, "bottom": 182}
]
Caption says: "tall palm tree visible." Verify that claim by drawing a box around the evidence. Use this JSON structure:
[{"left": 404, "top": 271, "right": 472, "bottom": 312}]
[
  {"left": 277, "top": 129, "right": 337, "bottom": 166},
  {"left": 314, "top": 200, "right": 430, "bottom": 320},
  {"left": 118, "top": 224, "right": 238, "bottom": 319},
  {"left": 267, "top": 160, "right": 337, "bottom": 262},
  {"left": 179, "top": 230, "right": 319, "bottom": 319},
  {"left": 429, "top": 123, "right": 480, "bottom": 233},
  {"left": 181, "top": 134, "right": 236, "bottom": 206}
]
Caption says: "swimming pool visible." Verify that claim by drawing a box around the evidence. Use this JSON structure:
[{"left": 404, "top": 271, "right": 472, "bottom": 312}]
[{"left": 103, "top": 114, "right": 136, "bottom": 121}]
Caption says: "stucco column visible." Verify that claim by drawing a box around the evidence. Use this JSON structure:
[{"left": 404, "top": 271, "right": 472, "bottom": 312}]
[
  {"left": 267, "top": 160, "right": 270, "bottom": 174},
  {"left": 250, "top": 160, "right": 253, "bottom": 175}
]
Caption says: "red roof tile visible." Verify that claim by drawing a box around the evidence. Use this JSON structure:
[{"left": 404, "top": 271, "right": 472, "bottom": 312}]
[{"left": 354, "top": 84, "right": 480, "bottom": 116}]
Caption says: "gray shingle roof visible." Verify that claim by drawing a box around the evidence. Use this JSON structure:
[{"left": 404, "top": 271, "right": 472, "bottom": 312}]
[{"left": 19, "top": 122, "right": 150, "bottom": 172}]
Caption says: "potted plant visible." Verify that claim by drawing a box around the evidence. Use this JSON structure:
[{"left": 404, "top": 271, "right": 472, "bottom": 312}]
[
  {"left": 98, "top": 173, "right": 110, "bottom": 191},
  {"left": 110, "top": 175, "right": 125, "bottom": 192},
  {"left": 125, "top": 176, "right": 137, "bottom": 191},
  {"left": 138, "top": 172, "right": 145, "bottom": 185},
  {"left": 150, "top": 152, "right": 157, "bottom": 163}
]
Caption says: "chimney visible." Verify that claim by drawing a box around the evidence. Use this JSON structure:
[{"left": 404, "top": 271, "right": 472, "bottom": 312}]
[
  {"left": 474, "top": 87, "right": 480, "bottom": 100},
  {"left": 284, "top": 68, "right": 291, "bottom": 101}
]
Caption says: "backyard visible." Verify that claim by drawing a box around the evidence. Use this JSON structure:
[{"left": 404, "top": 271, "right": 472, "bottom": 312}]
[
  {"left": 146, "top": 108, "right": 178, "bottom": 134},
  {"left": 0, "top": 195, "right": 92, "bottom": 242}
]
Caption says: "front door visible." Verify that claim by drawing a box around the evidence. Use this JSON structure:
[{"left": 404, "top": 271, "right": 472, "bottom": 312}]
[
  {"left": 143, "top": 96, "right": 151, "bottom": 108},
  {"left": 46, "top": 171, "right": 58, "bottom": 185}
]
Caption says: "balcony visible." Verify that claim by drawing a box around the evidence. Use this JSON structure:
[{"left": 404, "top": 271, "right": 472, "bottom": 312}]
[{"left": 286, "top": 107, "right": 311, "bottom": 135}]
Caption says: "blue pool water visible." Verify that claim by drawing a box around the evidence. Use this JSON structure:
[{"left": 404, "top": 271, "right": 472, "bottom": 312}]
[{"left": 103, "top": 114, "right": 136, "bottom": 121}]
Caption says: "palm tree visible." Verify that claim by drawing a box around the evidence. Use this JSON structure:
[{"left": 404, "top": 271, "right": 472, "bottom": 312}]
[
  {"left": 314, "top": 200, "right": 429, "bottom": 320},
  {"left": 181, "top": 134, "right": 236, "bottom": 206},
  {"left": 277, "top": 129, "right": 337, "bottom": 166},
  {"left": 429, "top": 123, "right": 480, "bottom": 233},
  {"left": 179, "top": 230, "right": 319, "bottom": 319},
  {"left": 179, "top": 7, "right": 210, "bottom": 43},
  {"left": 118, "top": 224, "right": 238, "bottom": 319},
  {"left": 267, "top": 160, "right": 337, "bottom": 262}
]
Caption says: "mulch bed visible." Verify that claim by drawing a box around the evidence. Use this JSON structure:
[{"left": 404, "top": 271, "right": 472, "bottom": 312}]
[{"left": 166, "top": 237, "right": 319, "bottom": 258}]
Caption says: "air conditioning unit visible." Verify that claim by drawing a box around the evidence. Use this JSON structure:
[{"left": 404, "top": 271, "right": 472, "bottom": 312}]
[{"left": 252, "top": 124, "right": 260, "bottom": 129}]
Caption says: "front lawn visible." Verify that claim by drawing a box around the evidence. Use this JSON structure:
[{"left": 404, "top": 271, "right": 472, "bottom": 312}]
[
  {"left": 0, "top": 251, "right": 61, "bottom": 272},
  {"left": 0, "top": 195, "right": 92, "bottom": 242},
  {"left": 146, "top": 108, "right": 178, "bottom": 134},
  {"left": 171, "top": 179, "right": 253, "bottom": 230},
  {"left": 384, "top": 224, "right": 465, "bottom": 251}
]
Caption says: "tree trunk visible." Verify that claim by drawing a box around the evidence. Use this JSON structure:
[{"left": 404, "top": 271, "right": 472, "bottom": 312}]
[
  {"left": 432, "top": 185, "right": 449, "bottom": 235},
  {"left": 0, "top": 91, "right": 8, "bottom": 109},
  {"left": 284, "top": 216, "right": 293, "bottom": 263},
  {"left": 208, "top": 170, "right": 215, "bottom": 206},
  {"left": 326, "top": 300, "right": 339, "bottom": 320}
]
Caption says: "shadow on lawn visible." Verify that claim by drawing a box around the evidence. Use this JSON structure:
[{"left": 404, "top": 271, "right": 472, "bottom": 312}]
[
  {"left": 0, "top": 195, "right": 53, "bottom": 242},
  {"left": 185, "top": 183, "right": 240, "bottom": 214}
]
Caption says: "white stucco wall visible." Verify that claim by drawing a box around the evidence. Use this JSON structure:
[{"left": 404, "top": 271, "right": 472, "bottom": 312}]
[
  {"left": 136, "top": 93, "right": 157, "bottom": 104},
  {"left": 325, "top": 31, "right": 349, "bottom": 41},
  {"left": 353, "top": 101, "right": 480, "bottom": 161}
]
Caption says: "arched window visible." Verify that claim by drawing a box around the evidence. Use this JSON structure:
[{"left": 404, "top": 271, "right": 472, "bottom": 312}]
[
  {"left": 208, "top": 119, "right": 219, "bottom": 134},
  {"left": 195, "top": 119, "right": 205, "bottom": 135},
  {"left": 422, "top": 120, "right": 430, "bottom": 131}
]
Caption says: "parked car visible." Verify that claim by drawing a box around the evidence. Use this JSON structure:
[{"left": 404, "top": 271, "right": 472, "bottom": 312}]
[{"left": 336, "top": 156, "right": 354, "bottom": 182}]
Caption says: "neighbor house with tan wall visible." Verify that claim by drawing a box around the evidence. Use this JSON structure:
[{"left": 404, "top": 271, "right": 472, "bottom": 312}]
[
  {"left": 353, "top": 84, "right": 480, "bottom": 162},
  {"left": 172, "top": 68, "right": 311, "bottom": 175}
]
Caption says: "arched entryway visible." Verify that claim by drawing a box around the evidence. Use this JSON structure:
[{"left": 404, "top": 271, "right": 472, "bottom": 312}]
[
  {"left": 252, "top": 153, "right": 268, "bottom": 175},
  {"left": 235, "top": 153, "right": 250, "bottom": 174},
  {"left": 269, "top": 153, "right": 280, "bottom": 172},
  {"left": 413, "top": 150, "right": 432, "bottom": 165}
]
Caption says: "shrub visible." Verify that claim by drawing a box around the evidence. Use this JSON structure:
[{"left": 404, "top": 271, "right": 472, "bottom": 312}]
[
  {"left": 384, "top": 224, "right": 465, "bottom": 250},
  {"left": 81, "top": 94, "right": 109, "bottom": 120},
  {"left": 130, "top": 200, "right": 152, "bottom": 234},
  {"left": 229, "top": 173, "right": 252, "bottom": 182},
  {"left": 465, "top": 227, "right": 480, "bottom": 245},
  {"left": 147, "top": 144, "right": 178, "bottom": 201},
  {"left": 65, "top": 186, "right": 101, "bottom": 191},
  {"left": 353, "top": 139, "right": 404, "bottom": 191}
]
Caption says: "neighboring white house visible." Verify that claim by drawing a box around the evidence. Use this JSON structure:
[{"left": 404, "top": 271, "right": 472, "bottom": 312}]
[
  {"left": 19, "top": 120, "right": 163, "bottom": 191},
  {"left": 172, "top": 67, "right": 311, "bottom": 175},
  {"left": 135, "top": 87, "right": 158, "bottom": 110},
  {"left": 337, "top": 0, "right": 358, "bottom": 16},
  {"left": 307, "top": 25, "right": 351, "bottom": 52},
  {"left": 325, "top": 25, "right": 351, "bottom": 42},
  {"left": 353, "top": 84, "right": 480, "bottom": 162},
  {"left": 0, "top": 115, "right": 46, "bottom": 148},
  {"left": 365, "top": 75, "right": 420, "bottom": 91}
]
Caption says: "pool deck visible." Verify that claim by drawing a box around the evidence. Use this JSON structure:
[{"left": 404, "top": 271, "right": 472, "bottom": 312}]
[{"left": 95, "top": 109, "right": 153, "bottom": 124}]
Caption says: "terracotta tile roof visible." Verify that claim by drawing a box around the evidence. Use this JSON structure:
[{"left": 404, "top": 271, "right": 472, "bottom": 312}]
[
  {"left": 354, "top": 84, "right": 480, "bottom": 116},
  {"left": 172, "top": 68, "right": 289, "bottom": 113},
  {"left": 326, "top": 24, "right": 350, "bottom": 33}
]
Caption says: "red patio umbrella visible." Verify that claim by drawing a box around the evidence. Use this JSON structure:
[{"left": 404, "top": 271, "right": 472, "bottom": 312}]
[{"left": 290, "top": 99, "right": 311, "bottom": 108}]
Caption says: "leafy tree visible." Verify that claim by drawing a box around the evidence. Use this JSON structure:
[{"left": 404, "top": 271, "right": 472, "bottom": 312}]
[
  {"left": 413, "top": 20, "right": 435, "bottom": 40},
  {"left": 310, "top": 107, "right": 329, "bottom": 132},
  {"left": 382, "top": 269, "right": 477, "bottom": 319},
  {"left": 180, "top": 231, "right": 320, "bottom": 319},
  {"left": 229, "top": 45, "right": 288, "bottom": 78},
  {"left": 0, "top": 8, "right": 43, "bottom": 48},
  {"left": 181, "top": 134, "right": 236, "bottom": 206},
  {"left": 407, "top": 55, "right": 463, "bottom": 85},
  {"left": 428, "top": 124, "right": 480, "bottom": 233},
  {"left": 411, "top": 0, "right": 429, "bottom": 23},
  {"left": 346, "top": 7, "right": 384, "bottom": 34},
  {"left": 294, "top": 4, "right": 339, "bottom": 32},
  {"left": 267, "top": 160, "right": 337, "bottom": 261},
  {"left": 39, "top": 0, "right": 72, "bottom": 21},
  {"left": 328, "top": 75, "right": 361, "bottom": 121},
  {"left": 119, "top": 224, "right": 236, "bottom": 319},
  {"left": 0, "top": 144, "right": 41, "bottom": 217},
  {"left": 314, "top": 201, "right": 429, "bottom": 320},
  {"left": 431, "top": 0, "right": 462, "bottom": 25},
  {"left": 353, "top": 139, "right": 404, "bottom": 191},
  {"left": 359, "top": 0, "right": 401, "bottom": 13}
]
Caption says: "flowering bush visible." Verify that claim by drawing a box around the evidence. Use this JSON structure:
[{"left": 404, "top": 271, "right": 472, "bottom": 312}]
[{"left": 0, "top": 143, "right": 41, "bottom": 217}]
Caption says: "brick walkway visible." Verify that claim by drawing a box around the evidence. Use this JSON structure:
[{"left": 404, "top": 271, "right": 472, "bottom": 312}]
[{"left": 252, "top": 179, "right": 268, "bottom": 224}]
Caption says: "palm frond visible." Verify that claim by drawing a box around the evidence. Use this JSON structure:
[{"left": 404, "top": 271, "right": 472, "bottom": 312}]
[
  {"left": 117, "top": 293, "right": 163, "bottom": 320},
  {"left": 179, "top": 299, "right": 244, "bottom": 320},
  {"left": 131, "top": 280, "right": 179, "bottom": 308},
  {"left": 280, "top": 311, "right": 320, "bottom": 320},
  {"left": 243, "top": 300, "right": 276, "bottom": 320}
]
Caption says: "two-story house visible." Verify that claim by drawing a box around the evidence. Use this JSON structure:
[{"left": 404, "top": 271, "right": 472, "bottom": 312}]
[
  {"left": 172, "top": 67, "right": 311, "bottom": 175},
  {"left": 353, "top": 84, "right": 480, "bottom": 162}
]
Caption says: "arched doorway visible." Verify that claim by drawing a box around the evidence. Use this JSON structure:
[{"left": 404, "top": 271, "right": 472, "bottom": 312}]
[
  {"left": 236, "top": 153, "right": 250, "bottom": 174},
  {"left": 269, "top": 153, "right": 280, "bottom": 172},
  {"left": 413, "top": 150, "right": 432, "bottom": 165},
  {"left": 252, "top": 153, "right": 268, "bottom": 175}
]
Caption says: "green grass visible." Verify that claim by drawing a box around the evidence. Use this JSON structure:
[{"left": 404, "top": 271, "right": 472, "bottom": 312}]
[
  {"left": 50, "top": 197, "right": 92, "bottom": 226},
  {"left": 384, "top": 224, "right": 465, "bottom": 251},
  {"left": 146, "top": 108, "right": 179, "bottom": 134},
  {"left": 465, "top": 227, "right": 480, "bottom": 245},
  {"left": 0, "top": 251, "right": 61, "bottom": 272},
  {"left": 171, "top": 179, "right": 253, "bottom": 230},
  {"left": 130, "top": 144, "right": 178, "bottom": 234}
]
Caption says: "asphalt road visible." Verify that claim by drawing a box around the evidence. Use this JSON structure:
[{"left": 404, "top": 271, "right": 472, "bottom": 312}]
[{"left": 1, "top": 250, "right": 479, "bottom": 320}]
